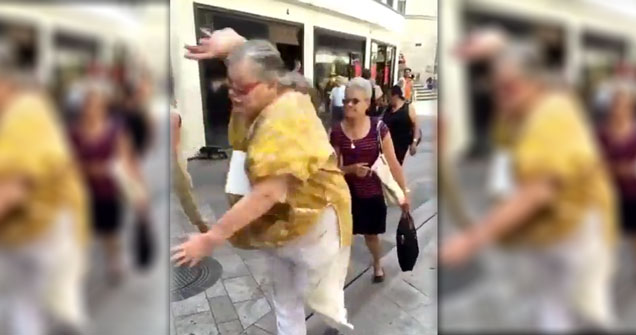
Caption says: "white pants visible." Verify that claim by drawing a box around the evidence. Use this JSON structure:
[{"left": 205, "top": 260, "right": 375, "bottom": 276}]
[
  {"left": 0, "top": 210, "right": 87, "bottom": 335},
  {"left": 526, "top": 209, "right": 615, "bottom": 332},
  {"left": 267, "top": 207, "right": 353, "bottom": 335}
]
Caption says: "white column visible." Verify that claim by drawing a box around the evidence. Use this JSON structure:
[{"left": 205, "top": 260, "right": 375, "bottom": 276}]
[
  {"left": 37, "top": 17, "right": 53, "bottom": 86},
  {"left": 175, "top": 0, "right": 206, "bottom": 158},
  {"left": 303, "top": 23, "right": 314, "bottom": 84},
  {"left": 364, "top": 35, "right": 371, "bottom": 69},
  {"left": 565, "top": 18, "right": 581, "bottom": 87},
  {"left": 441, "top": 0, "right": 469, "bottom": 161}
]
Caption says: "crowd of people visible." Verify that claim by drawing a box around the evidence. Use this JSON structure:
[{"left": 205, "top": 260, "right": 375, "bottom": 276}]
[
  {"left": 0, "top": 47, "right": 156, "bottom": 334},
  {"left": 170, "top": 28, "right": 423, "bottom": 335}
]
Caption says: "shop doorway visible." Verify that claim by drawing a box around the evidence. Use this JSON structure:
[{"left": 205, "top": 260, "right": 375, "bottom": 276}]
[
  {"left": 371, "top": 40, "right": 397, "bottom": 101},
  {"left": 193, "top": 4, "right": 303, "bottom": 149},
  {"left": 313, "top": 27, "right": 366, "bottom": 125}
]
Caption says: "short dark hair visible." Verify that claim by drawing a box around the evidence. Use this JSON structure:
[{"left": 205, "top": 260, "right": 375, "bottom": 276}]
[
  {"left": 362, "top": 68, "right": 371, "bottom": 80},
  {"left": 390, "top": 85, "right": 405, "bottom": 99}
]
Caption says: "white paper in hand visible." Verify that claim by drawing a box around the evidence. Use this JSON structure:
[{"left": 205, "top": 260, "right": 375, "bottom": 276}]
[{"left": 225, "top": 151, "right": 252, "bottom": 196}]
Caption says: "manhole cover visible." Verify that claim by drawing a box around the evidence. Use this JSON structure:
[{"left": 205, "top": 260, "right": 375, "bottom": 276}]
[{"left": 171, "top": 257, "right": 223, "bottom": 301}]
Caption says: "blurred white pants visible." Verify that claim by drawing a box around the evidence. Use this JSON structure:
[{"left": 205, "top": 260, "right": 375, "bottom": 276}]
[
  {"left": 528, "top": 208, "right": 615, "bottom": 332},
  {"left": 267, "top": 207, "right": 353, "bottom": 335},
  {"left": 0, "top": 210, "right": 86, "bottom": 335}
]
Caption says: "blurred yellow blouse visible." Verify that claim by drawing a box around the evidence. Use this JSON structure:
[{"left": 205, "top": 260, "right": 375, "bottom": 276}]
[
  {"left": 226, "top": 91, "right": 352, "bottom": 249},
  {"left": 502, "top": 92, "right": 617, "bottom": 247},
  {"left": 0, "top": 93, "right": 88, "bottom": 247}
]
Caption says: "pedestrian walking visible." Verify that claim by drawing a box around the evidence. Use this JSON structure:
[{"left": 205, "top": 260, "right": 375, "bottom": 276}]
[
  {"left": 70, "top": 80, "right": 146, "bottom": 284},
  {"left": 330, "top": 75, "right": 347, "bottom": 125},
  {"left": 330, "top": 77, "right": 410, "bottom": 283},
  {"left": 398, "top": 67, "right": 414, "bottom": 102},
  {"left": 172, "top": 29, "right": 354, "bottom": 335},
  {"left": 383, "top": 85, "right": 420, "bottom": 165}
]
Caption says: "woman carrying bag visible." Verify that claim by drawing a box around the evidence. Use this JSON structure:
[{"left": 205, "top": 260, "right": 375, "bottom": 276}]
[{"left": 330, "top": 77, "right": 410, "bottom": 283}]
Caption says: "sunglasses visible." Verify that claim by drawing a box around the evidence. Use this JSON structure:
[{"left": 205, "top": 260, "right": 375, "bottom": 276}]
[
  {"left": 228, "top": 81, "right": 261, "bottom": 96},
  {"left": 342, "top": 98, "right": 361, "bottom": 105}
]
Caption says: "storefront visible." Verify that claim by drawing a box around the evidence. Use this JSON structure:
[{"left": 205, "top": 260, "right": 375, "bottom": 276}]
[
  {"left": 193, "top": 3, "right": 304, "bottom": 148},
  {"left": 370, "top": 39, "right": 397, "bottom": 98},
  {"left": 171, "top": 0, "right": 405, "bottom": 157}
]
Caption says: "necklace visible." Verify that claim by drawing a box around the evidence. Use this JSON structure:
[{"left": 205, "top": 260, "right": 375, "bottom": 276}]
[{"left": 351, "top": 141, "right": 355, "bottom": 149}]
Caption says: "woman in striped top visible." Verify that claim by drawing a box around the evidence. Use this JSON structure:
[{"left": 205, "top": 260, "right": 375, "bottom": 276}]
[{"left": 330, "top": 77, "right": 410, "bottom": 283}]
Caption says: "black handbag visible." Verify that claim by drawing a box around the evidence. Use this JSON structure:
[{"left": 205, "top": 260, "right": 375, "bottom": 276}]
[
  {"left": 134, "top": 215, "right": 155, "bottom": 270},
  {"left": 396, "top": 211, "right": 419, "bottom": 272}
]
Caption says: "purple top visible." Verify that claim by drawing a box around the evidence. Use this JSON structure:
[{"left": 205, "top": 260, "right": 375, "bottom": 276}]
[
  {"left": 598, "top": 125, "right": 636, "bottom": 200},
  {"left": 330, "top": 117, "right": 389, "bottom": 199},
  {"left": 70, "top": 119, "right": 121, "bottom": 200}
]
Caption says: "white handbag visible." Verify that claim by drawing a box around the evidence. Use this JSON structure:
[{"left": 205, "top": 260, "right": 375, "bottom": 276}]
[{"left": 370, "top": 120, "right": 405, "bottom": 206}]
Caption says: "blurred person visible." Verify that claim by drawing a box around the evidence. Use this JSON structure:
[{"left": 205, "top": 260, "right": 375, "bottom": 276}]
[
  {"left": 361, "top": 68, "right": 378, "bottom": 116},
  {"left": 441, "top": 34, "right": 618, "bottom": 332},
  {"left": 597, "top": 85, "right": 636, "bottom": 247},
  {"left": 170, "top": 97, "right": 208, "bottom": 233},
  {"left": 398, "top": 67, "right": 414, "bottom": 102},
  {"left": 330, "top": 77, "right": 410, "bottom": 283},
  {"left": 69, "top": 81, "right": 144, "bottom": 284},
  {"left": 330, "top": 75, "right": 347, "bottom": 125},
  {"left": 113, "top": 73, "right": 155, "bottom": 270},
  {"left": 173, "top": 29, "right": 354, "bottom": 335},
  {"left": 0, "top": 64, "right": 89, "bottom": 334},
  {"left": 383, "top": 85, "right": 420, "bottom": 164}
]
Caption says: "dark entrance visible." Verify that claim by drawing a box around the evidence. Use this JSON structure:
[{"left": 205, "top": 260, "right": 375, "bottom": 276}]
[{"left": 193, "top": 4, "right": 304, "bottom": 149}]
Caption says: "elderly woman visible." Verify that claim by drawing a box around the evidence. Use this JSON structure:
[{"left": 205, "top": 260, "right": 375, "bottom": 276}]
[
  {"left": 330, "top": 77, "right": 410, "bottom": 283},
  {"left": 441, "top": 34, "right": 617, "bottom": 331},
  {"left": 172, "top": 29, "right": 353, "bottom": 335},
  {"left": 0, "top": 64, "right": 88, "bottom": 334}
]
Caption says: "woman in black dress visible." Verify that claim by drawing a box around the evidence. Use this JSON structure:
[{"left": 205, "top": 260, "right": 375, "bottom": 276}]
[{"left": 382, "top": 85, "right": 420, "bottom": 165}]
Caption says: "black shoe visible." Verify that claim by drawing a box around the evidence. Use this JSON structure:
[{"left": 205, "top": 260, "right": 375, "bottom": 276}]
[{"left": 372, "top": 268, "right": 385, "bottom": 284}]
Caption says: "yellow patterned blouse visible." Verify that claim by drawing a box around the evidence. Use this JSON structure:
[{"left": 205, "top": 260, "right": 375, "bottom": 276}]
[
  {"left": 226, "top": 91, "right": 352, "bottom": 249},
  {"left": 501, "top": 92, "right": 617, "bottom": 247},
  {"left": 0, "top": 93, "right": 89, "bottom": 248}
]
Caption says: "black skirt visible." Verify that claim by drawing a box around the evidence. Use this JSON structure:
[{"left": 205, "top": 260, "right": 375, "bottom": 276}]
[
  {"left": 92, "top": 196, "right": 123, "bottom": 236},
  {"left": 351, "top": 194, "right": 387, "bottom": 235},
  {"left": 620, "top": 197, "right": 636, "bottom": 234}
]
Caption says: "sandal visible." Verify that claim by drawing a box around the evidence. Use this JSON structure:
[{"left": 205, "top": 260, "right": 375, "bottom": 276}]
[{"left": 372, "top": 267, "right": 385, "bottom": 284}]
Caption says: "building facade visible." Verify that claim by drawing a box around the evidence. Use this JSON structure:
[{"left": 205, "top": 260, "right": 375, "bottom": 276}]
[
  {"left": 400, "top": 0, "right": 438, "bottom": 82},
  {"left": 171, "top": 0, "right": 409, "bottom": 157}
]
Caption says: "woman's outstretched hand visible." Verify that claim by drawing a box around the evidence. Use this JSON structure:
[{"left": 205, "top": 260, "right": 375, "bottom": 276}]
[
  {"left": 184, "top": 28, "right": 246, "bottom": 60},
  {"left": 171, "top": 228, "right": 225, "bottom": 267}
]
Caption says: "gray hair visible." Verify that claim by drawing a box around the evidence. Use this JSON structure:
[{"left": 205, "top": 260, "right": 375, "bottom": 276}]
[
  {"left": 346, "top": 77, "right": 372, "bottom": 100},
  {"left": 226, "top": 40, "right": 285, "bottom": 82},
  {"left": 278, "top": 71, "right": 311, "bottom": 91},
  {"left": 494, "top": 42, "right": 546, "bottom": 81}
]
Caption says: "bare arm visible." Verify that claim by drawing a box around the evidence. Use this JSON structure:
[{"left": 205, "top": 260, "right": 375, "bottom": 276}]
[
  {"left": 409, "top": 104, "right": 420, "bottom": 143},
  {"left": 171, "top": 112, "right": 206, "bottom": 231},
  {"left": 0, "top": 178, "right": 29, "bottom": 222},
  {"left": 381, "top": 132, "right": 408, "bottom": 192},
  {"left": 208, "top": 176, "right": 289, "bottom": 239},
  {"left": 461, "top": 179, "right": 554, "bottom": 248},
  {"left": 184, "top": 28, "right": 247, "bottom": 61}
]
